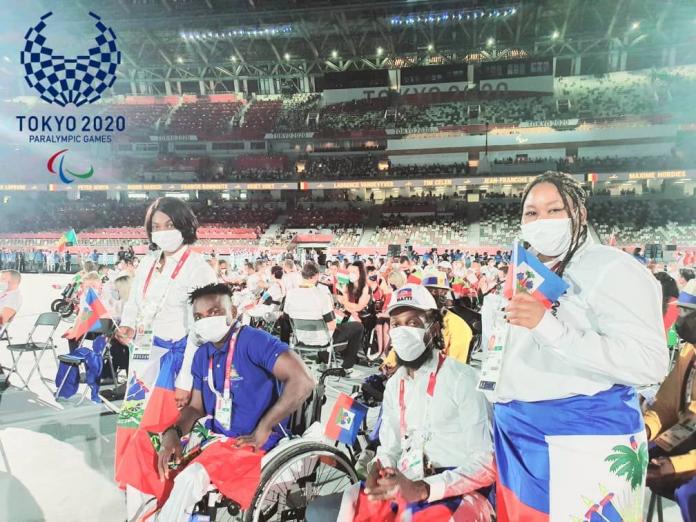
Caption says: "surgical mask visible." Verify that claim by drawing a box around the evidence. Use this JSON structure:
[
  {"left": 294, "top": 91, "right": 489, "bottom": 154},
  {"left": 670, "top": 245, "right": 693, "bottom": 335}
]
[
  {"left": 152, "top": 229, "right": 184, "bottom": 253},
  {"left": 0, "top": 282, "right": 7, "bottom": 293},
  {"left": 676, "top": 310, "right": 696, "bottom": 345},
  {"left": 521, "top": 218, "right": 573, "bottom": 257},
  {"left": 390, "top": 326, "right": 427, "bottom": 362},
  {"left": 195, "top": 315, "right": 231, "bottom": 344}
]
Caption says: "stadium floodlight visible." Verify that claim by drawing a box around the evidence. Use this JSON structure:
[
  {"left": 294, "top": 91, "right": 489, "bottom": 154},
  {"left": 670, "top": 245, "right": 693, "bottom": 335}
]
[
  {"left": 486, "top": 37, "right": 495, "bottom": 47},
  {"left": 176, "top": 56, "right": 183, "bottom": 63},
  {"left": 331, "top": 50, "right": 338, "bottom": 59},
  {"left": 427, "top": 43, "right": 434, "bottom": 51},
  {"left": 230, "top": 55, "right": 237, "bottom": 62},
  {"left": 551, "top": 30, "right": 560, "bottom": 40},
  {"left": 284, "top": 52, "right": 290, "bottom": 60},
  {"left": 631, "top": 21, "right": 640, "bottom": 30},
  {"left": 376, "top": 47, "right": 384, "bottom": 56}
]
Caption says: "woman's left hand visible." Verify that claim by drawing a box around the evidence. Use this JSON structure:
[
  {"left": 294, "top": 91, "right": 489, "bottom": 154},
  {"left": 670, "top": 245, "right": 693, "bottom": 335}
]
[{"left": 506, "top": 293, "right": 546, "bottom": 329}]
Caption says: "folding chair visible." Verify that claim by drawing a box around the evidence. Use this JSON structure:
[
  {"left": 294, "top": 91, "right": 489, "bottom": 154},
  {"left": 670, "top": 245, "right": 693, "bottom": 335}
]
[
  {"left": 288, "top": 317, "right": 348, "bottom": 368},
  {"left": 0, "top": 314, "right": 16, "bottom": 372},
  {"left": 54, "top": 319, "right": 115, "bottom": 405},
  {"left": 646, "top": 490, "right": 665, "bottom": 522},
  {"left": 6, "top": 312, "right": 61, "bottom": 391}
]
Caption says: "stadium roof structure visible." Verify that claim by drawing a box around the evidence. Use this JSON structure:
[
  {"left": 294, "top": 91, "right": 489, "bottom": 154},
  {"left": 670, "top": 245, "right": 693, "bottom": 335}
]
[
  {"left": 0, "top": 0, "right": 696, "bottom": 94},
  {"left": 2, "top": 0, "right": 695, "bottom": 96}
]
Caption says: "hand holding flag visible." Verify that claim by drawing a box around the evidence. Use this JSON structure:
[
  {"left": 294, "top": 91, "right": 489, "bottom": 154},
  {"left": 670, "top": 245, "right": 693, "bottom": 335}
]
[{"left": 503, "top": 240, "right": 569, "bottom": 329}]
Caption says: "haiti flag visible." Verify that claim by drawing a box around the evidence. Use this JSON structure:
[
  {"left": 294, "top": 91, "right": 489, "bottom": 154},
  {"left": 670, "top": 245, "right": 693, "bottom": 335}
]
[
  {"left": 503, "top": 241, "right": 569, "bottom": 309},
  {"left": 325, "top": 393, "right": 368, "bottom": 445},
  {"left": 64, "top": 287, "right": 107, "bottom": 340}
]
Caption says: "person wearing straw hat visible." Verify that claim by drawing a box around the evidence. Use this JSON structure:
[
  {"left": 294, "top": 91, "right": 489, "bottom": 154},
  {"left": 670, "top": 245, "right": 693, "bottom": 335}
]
[
  {"left": 422, "top": 271, "right": 474, "bottom": 365},
  {"left": 644, "top": 279, "right": 696, "bottom": 521}
]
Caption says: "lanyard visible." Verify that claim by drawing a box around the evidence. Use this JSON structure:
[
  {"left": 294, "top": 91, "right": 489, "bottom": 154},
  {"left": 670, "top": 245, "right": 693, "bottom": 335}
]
[
  {"left": 142, "top": 247, "right": 191, "bottom": 298},
  {"left": 682, "top": 353, "right": 696, "bottom": 411},
  {"left": 207, "top": 325, "right": 241, "bottom": 401},
  {"left": 398, "top": 352, "right": 446, "bottom": 439}
]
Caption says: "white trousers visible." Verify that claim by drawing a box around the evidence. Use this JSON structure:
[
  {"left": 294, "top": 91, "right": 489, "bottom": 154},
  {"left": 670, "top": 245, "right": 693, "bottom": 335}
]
[
  {"left": 156, "top": 463, "right": 211, "bottom": 522},
  {"left": 126, "top": 485, "right": 157, "bottom": 522}
]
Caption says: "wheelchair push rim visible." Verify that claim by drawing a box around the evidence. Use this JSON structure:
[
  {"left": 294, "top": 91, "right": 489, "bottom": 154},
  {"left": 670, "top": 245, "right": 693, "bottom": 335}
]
[
  {"left": 249, "top": 442, "right": 356, "bottom": 522},
  {"left": 209, "top": 441, "right": 357, "bottom": 522}
]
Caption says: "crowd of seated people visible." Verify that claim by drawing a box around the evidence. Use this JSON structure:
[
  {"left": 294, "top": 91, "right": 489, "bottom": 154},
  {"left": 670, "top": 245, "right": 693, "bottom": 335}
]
[
  {"left": 373, "top": 214, "right": 469, "bottom": 246},
  {"left": 111, "top": 150, "right": 695, "bottom": 186},
  {"left": 590, "top": 198, "right": 696, "bottom": 246},
  {"left": 167, "top": 99, "right": 244, "bottom": 138},
  {"left": 273, "top": 93, "right": 322, "bottom": 133}
]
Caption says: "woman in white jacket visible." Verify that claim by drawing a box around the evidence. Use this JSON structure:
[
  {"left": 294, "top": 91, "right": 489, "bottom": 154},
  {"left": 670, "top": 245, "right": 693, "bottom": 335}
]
[
  {"left": 113, "top": 197, "right": 217, "bottom": 521},
  {"left": 483, "top": 172, "right": 668, "bottom": 522}
]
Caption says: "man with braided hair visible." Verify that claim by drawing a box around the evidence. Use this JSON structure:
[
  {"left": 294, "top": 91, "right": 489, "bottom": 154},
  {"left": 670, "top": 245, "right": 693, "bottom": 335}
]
[{"left": 483, "top": 171, "right": 668, "bottom": 521}]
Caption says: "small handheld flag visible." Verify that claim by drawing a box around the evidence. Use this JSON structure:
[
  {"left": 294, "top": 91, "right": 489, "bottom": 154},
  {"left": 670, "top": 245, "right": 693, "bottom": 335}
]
[
  {"left": 324, "top": 393, "right": 368, "bottom": 445},
  {"left": 504, "top": 241, "right": 569, "bottom": 308}
]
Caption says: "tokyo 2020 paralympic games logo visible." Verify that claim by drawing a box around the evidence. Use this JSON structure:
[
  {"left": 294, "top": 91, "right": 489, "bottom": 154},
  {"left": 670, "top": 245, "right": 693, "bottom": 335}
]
[
  {"left": 21, "top": 11, "right": 121, "bottom": 106},
  {"left": 47, "top": 149, "right": 94, "bottom": 184}
]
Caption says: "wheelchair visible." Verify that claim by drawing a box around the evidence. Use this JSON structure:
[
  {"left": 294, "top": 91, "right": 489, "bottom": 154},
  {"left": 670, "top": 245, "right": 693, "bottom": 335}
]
[{"left": 192, "top": 367, "right": 361, "bottom": 522}]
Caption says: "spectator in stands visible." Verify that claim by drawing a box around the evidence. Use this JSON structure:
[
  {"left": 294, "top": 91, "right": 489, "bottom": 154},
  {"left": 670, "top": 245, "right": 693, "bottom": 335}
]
[
  {"left": 0, "top": 269, "right": 22, "bottom": 329},
  {"left": 644, "top": 280, "right": 696, "bottom": 522},
  {"left": 155, "top": 283, "right": 314, "bottom": 521},
  {"left": 283, "top": 261, "right": 363, "bottom": 370},
  {"left": 307, "top": 284, "right": 494, "bottom": 521},
  {"left": 488, "top": 172, "right": 667, "bottom": 519},
  {"left": 113, "top": 197, "right": 218, "bottom": 519}
]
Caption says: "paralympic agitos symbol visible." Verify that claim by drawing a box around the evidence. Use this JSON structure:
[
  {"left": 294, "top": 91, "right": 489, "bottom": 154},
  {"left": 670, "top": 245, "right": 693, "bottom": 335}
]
[{"left": 47, "top": 149, "right": 94, "bottom": 184}]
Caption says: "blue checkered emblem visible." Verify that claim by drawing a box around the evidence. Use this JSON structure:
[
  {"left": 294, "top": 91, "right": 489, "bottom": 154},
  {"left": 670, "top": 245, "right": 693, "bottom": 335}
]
[{"left": 21, "top": 11, "right": 121, "bottom": 106}]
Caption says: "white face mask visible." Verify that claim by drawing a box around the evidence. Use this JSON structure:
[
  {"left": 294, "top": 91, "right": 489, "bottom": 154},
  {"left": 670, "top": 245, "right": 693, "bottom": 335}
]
[
  {"left": 195, "top": 315, "right": 231, "bottom": 344},
  {"left": 152, "top": 229, "right": 184, "bottom": 253},
  {"left": 521, "top": 218, "right": 573, "bottom": 257},
  {"left": 389, "top": 326, "right": 427, "bottom": 362}
]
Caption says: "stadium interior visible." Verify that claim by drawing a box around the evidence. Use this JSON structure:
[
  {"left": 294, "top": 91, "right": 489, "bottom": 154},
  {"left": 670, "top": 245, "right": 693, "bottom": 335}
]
[{"left": 1, "top": 0, "right": 696, "bottom": 520}]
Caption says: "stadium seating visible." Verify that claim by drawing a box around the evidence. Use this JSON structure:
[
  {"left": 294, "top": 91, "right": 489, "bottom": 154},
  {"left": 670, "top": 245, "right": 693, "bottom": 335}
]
[{"left": 167, "top": 99, "right": 244, "bottom": 138}]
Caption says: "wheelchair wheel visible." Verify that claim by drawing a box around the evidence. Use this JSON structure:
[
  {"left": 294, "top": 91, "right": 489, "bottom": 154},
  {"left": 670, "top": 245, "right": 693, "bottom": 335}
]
[
  {"left": 51, "top": 298, "right": 65, "bottom": 312},
  {"left": 58, "top": 301, "right": 75, "bottom": 318},
  {"left": 240, "top": 441, "right": 358, "bottom": 522}
]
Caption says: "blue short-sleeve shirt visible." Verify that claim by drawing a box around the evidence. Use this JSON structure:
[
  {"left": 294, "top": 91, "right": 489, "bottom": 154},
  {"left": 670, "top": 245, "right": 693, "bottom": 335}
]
[{"left": 191, "top": 326, "right": 290, "bottom": 451}]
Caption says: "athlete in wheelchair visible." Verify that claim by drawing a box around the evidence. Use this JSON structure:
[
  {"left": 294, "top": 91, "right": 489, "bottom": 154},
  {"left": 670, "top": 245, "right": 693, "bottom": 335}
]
[{"left": 154, "top": 283, "right": 360, "bottom": 521}]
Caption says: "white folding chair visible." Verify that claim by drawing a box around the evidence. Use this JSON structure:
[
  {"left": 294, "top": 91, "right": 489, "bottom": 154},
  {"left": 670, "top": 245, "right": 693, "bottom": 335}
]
[{"left": 288, "top": 317, "right": 348, "bottom": 368}]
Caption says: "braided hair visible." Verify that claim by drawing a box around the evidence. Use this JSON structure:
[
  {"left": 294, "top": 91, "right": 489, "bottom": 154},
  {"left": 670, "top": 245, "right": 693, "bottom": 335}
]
[{"left": 521, "top": 171, "right": 588, "bottom": 278}]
